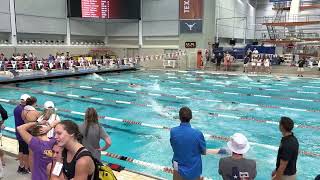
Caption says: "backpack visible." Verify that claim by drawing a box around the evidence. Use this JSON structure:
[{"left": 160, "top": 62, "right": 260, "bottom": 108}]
[
  {"left": 94, "top": 160, "right": 117, "bottom": 180},
  {"left": 75, "top": 148, "right": 117, "bottom": 180}
]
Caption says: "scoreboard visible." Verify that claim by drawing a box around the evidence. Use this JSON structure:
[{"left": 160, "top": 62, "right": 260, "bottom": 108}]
[{"left": 68, "top": 0, "right": 141, "bottom": 19}]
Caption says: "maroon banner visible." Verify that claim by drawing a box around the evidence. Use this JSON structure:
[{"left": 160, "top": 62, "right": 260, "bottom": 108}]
[{"left": 179, "top": 0, "right": 203, "bottom": 20}]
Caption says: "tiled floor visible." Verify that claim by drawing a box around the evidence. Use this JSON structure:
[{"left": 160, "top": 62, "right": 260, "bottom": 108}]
[{"left": 0, "top": 136, "right": 162, "bottom": 180}]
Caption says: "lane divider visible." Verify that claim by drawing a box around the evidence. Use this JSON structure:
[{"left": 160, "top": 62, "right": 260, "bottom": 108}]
[
  {"left": 0, "top": 98, "right": 319, "bottom": 158},
  {"left": 41, "top": 80, "right": 320, "bottom": 113},
  {"left": 10, "top": 83, "right": 320, "bottom": 131},
  {"left": 101, "top": 151, "right": 212, "bottom": 180},
  {"left": 138, "top": 70, "right": 320, "bottom": 93},
  {"left": 149, "top": 69, "right": 320, "bottom": 82},
  {"left": 68, "top": 76, "right": 320, "bottom": 103}
]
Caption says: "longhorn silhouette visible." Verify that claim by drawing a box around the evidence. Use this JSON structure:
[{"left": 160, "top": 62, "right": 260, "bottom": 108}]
[{"left": 185, "top": 23, "right": 196, "bottom": 31}]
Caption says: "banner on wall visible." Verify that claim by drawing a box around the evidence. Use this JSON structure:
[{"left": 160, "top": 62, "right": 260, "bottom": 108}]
[{"left": 179, "top": 0, "right": 203, "bottom": 20}]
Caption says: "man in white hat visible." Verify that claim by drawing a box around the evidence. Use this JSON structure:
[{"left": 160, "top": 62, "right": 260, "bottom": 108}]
[
  {"left": 14, "top": 94, "right": 31, "bottom": 174},
  {"left": 218, "top": 133, "right": 256, "bottom": 180}
]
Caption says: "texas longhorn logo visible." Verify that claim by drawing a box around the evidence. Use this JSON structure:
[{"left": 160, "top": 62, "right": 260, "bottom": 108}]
[{"left": 185, "top": 23, "right": 196, "bottom": 31}]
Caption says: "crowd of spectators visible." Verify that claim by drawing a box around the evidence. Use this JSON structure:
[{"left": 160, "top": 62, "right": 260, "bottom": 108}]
[{"left": 0, "top": 52, "right": 137, "bottom": 72}]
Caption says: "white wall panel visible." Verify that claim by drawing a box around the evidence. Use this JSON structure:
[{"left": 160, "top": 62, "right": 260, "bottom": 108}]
[
  {"left": 142, "top": 0, "right": 178, "bottom": 21},
  {"left": 143, "top": 21, "right": 179, "bottom": 36},
  {"left": 70, "top": 20, "right": 106, "bottom": 36},
  {"left": 0, "top": 13, "right": 11, "bottom": 32},
  {"left": 16, "top": 15, "right": 66, "bottom": 34},
  {"left": 0, "top": 0, "right": 10, "bottom": 13},
  {"left": 107, "top": 22, "right": 138, "bottom": 37},
  {"left": 216, "top": 0, "right": 255, "bottom": 39},
  {"left": 15, "top": 0, "right": 66, "bottom": 18}
]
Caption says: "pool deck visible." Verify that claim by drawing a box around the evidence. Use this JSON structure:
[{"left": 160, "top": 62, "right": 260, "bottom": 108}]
[
  {"left": 145, "top": 64, "right": 320, "bottom": 78},
  {"left": 0, "top": 136, "right": 163, "bottom": 180},
  {"left": 0, "top": 66, "right": 137, "bottom": 84}
]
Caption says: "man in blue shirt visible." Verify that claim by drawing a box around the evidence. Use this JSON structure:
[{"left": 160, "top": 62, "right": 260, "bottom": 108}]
[
  {"left": 14, "top": 94, "right": 31, "bottom": 174},
  {"left": 170, "top": 107, "right": 206, "bottom": 180}
]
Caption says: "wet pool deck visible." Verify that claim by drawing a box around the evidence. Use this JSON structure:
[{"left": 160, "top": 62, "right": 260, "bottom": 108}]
[{"left": 0, "top": 136, "right": 163, "bottom": 180}]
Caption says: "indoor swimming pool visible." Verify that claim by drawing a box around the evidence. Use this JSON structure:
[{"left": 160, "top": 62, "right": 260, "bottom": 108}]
[{"left": 0, "top": 70, "right": 319, "bottom": 179}]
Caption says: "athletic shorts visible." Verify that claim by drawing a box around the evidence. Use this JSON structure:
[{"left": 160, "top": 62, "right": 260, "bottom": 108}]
[
  {"left": 18, "top": 140, "right": 29, "bottom": 155},
  {"left": 243, "top": 64, "right": 248, "bottom": 67},
  {"left": 257, "top": 63, "right": 261, "bottom": 67},
  {"left": 251, "top": 63, "right": 256, "bottom": 66},
  {"left": 297, "top": 68, "right": 304, "bottom": 72},
  {"left": 281, "top": 174, "right": 296, "bottom": 180}
]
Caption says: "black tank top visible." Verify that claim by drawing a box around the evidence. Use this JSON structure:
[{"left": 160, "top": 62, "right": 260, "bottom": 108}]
[{"left": 62, "top": 147, "right": 94, "bottom": 180}]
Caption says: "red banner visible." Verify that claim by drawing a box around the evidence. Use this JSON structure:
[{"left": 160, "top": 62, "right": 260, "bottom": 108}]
[{"left": 179, "top": 0, "right": 203, "bottom": 20}]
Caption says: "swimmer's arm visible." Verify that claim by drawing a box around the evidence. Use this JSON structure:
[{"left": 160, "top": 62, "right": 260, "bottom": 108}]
[
  {"left": 17, "top": 122, "right": 37, "bottom": 144},
  {"left": 206, "top": 148, "right": 228, "bottom": 155}
]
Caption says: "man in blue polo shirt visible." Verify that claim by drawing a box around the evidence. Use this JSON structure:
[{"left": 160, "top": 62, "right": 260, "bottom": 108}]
[{"left": 170, "top": 107, "right": 206, "bottom": 180}]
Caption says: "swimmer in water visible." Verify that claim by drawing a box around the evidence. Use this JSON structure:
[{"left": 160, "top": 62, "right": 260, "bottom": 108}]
[
  {"left": 129, "top": 83, "right": 141, "bottom": 88},
  {"left": 274, "top": 76, "right": 282, "bottom": 81}
]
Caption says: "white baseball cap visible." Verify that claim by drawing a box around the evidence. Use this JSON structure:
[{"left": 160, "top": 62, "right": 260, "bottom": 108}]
[
  {"left": 227, "top": 133, "right": 250, "bottom": 154},
  {"left": 44, "top": 101, "right": 55, "bottom": 109},
  {"left": 20, "top": 94, "right": 30, "bottom": 101}
]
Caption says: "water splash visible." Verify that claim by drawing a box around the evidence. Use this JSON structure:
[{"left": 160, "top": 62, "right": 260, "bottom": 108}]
[
  {"left": 90, "top": 73, "right": 106, "bottom": 81},
  {"left": 238, "top": 75, "right": 253, "bottom": 82},
  {"left": 149, "top": 98, "right": 177, "bottom": 120}
]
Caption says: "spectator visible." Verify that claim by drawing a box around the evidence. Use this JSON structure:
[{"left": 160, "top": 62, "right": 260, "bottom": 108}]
[
  {"left": 170, "top": 107, "right": 225, "bottom": 180},
  {"left": 17, "top": 121, "right": 56, "bottom": 180},
  {"left": 243, "top": 55, "right": 250, "bottom": 73},
  {"left": 0, "top": 104, "right": 8, "bottom": 166},
  {"left": 79, "top": 108, "right": 111, "bottom": 161},
  {"left": 218, "top": 133, "right": 256, "bottom": 180},
  {"left": 46, "top": 142, "right": 63, "bottom": 179},
  {"left": 14, "top": 94, "right": 31, "bottom": 174},
  {"left": 22, "top": 96, "right": 41, "bottom": 123},
  {"left": 264, "top": 55, "right": 271, "bottom": 74},
  {"left": 53, "top": 120, "right": 95, "bottom": 180},
  {"left": 215, "top": 53, "right": 223, "bottom": 71},
  {"left": 36, "top": 101, "right": 61, "bottom": 138},
  {"left": 272, "top": 117, "right": 299, "bottom": 180},
  {"left": 297, "top": 58, "right": 306, "bottom": 77},
  {"left": 224, "top": 52, "right": 232, "bottom": 71}
]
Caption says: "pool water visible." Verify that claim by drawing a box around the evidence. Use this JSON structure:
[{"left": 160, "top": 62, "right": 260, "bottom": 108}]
[{"left": 1, "top": 70, "right": 319, "bottom": 179}]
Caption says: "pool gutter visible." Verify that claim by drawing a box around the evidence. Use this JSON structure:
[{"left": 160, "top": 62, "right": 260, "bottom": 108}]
[{"left": 0, "top": 66, "right": 138, "bottom": 84}]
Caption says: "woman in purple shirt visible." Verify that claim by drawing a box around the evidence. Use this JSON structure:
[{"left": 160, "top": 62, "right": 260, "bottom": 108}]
[{"left": 17, "top": 121, "right": 56, "bottom": 180}]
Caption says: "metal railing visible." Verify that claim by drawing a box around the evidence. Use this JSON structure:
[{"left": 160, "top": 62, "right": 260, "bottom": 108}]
[{"left": 262, "top": 14, "right": 320, "bottom": 24}]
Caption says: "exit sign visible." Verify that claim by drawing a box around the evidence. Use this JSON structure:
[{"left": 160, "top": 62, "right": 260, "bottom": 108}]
[{"left": 185, "top": 42, "right": 196, "bottom": 48}]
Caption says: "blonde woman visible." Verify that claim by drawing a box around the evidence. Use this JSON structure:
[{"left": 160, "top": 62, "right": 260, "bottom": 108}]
[
  {"left": 37, "top": 101, "right": 61, "bottom": 138},
  {"left": 79, "top": 108, "right": 111, "bottom": 160}
]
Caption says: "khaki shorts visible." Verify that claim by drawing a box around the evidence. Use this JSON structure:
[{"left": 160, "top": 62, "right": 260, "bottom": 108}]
[
  {"left": 281, "top": 174, "right": 296, "bottom": 180},
  {"left": 297, "top": 68, "right": 304, "bottom": 72}
]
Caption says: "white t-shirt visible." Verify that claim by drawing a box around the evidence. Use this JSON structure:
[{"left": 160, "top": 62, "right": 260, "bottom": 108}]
[{"left": 37, "top": 114, "right": 60, "bottom": 138}]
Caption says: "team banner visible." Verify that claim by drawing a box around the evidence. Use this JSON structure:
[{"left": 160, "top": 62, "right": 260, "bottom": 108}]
[{"left": 179, "top": 0, "right": 203, "bottom": 20}]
